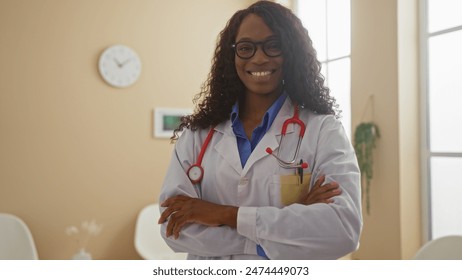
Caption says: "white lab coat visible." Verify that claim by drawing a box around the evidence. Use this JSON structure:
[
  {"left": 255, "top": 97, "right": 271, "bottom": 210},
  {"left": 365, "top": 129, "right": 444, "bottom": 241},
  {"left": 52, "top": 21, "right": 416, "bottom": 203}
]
[{"left": 159, "top": 98, "right": 362, "bottom": 260}]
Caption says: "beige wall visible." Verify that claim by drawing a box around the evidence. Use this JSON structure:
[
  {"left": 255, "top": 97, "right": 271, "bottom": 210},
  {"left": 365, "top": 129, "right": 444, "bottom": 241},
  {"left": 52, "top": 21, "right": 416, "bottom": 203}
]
[
  {"left": 351, "top": 0, "right": 421, "bottom": 259},
  {"left": 0, "top": 0, "right": 423, "bottom": 260},
  {"left": 0, "top": 0, "right": 252, "bottom": 260}
]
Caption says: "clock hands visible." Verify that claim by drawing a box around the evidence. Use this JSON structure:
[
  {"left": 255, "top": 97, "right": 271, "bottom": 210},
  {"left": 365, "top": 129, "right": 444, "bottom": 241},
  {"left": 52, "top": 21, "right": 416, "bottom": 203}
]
[
  {"left": 113, "top": 57, "right": 132, "bottom": 68},
  {"left": 120, "top": 58, "right": 132, "bottom": 66}
]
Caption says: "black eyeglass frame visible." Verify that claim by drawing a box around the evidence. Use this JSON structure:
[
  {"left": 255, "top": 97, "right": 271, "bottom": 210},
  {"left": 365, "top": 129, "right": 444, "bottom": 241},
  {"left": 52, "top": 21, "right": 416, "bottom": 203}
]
[{"left": 231, "top": 39, "right": 283, "bottom": 59}]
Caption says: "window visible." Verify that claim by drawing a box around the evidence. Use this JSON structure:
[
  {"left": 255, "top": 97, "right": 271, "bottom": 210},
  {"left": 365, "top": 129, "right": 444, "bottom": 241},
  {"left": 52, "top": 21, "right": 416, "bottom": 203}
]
[
  {"left": 422, "top": 0, "right": 462, "bottom": 240},
  {"left": 295, "top": 0, "right": 351, "bottom": 138}
]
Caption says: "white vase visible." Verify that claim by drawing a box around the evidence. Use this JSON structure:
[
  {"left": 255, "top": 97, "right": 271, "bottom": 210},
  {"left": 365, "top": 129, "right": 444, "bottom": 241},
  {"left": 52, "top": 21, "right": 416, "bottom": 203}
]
[{"left": 72, "top": 248, "right": 92, "bottom": 260}]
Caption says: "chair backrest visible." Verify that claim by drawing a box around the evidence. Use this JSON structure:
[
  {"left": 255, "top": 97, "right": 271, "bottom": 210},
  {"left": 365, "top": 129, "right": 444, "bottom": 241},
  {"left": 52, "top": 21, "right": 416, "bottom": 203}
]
[
  {"left": 414, "top": 235, "right": 462, "bottom": 260},
  {"left": 0, "top": 213, "right": 39, "bottom": 260},
  {"left": 134, "top": 203, "right": 187, "bottom": 260}
]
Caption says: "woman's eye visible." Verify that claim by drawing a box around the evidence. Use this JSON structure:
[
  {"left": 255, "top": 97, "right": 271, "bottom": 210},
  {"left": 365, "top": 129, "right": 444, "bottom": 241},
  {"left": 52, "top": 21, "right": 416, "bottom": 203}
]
[
  {"left": 238, "top": 44, "right": 253, "bottom": 52},
  {"left": 266, "top": 41, "right": 281, "bottom": 50}
]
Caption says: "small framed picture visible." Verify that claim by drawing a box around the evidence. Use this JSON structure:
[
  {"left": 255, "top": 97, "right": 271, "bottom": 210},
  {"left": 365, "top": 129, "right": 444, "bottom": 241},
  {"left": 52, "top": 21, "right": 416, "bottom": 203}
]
[{"left": 153, "top": 107, "right": 193, "bottom": 138}]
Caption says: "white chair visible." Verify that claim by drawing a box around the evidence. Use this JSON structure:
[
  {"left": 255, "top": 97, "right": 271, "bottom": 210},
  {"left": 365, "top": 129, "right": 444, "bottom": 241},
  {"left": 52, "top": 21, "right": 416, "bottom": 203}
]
[
  {"left": 134, "top": 203, "right": 187, "bottom": 260},
  {"left": 414, "top": 235, "right": 462, "bottom": 260},
  {"left": 0, "top": 213, "right": 39, "bottom": 260}
]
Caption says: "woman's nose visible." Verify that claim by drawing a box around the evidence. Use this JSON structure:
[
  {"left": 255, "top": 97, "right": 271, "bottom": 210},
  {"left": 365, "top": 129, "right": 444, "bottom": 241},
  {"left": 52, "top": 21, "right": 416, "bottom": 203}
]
[{"left": 251, "top": 46, "right": 270, "bottom": 63}]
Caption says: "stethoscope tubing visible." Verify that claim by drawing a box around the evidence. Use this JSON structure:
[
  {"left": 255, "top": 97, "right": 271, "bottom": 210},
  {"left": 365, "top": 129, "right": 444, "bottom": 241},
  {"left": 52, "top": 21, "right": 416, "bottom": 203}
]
[
  {"left": 196, "top": 128, "right": 215, "bottom": 166},
  {"left": 187, "top": 104, "right": 307, "bottom": 183},
  {"left": 271, "top": 104, "right": 307, "bottom": 168},
  {"left": 187, "top": 128, "right": 215, "bottom": 184}
]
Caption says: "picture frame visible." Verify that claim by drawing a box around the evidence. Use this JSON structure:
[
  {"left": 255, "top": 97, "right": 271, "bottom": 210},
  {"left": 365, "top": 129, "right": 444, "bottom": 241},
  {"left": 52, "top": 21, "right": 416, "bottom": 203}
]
[{"left": 153, "top": 107, "right": 193, "bottom": 138}]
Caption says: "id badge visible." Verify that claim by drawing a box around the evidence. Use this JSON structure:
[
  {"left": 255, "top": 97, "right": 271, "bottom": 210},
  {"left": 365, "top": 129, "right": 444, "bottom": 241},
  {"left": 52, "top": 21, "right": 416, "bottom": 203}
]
[{"left": 279, "top": 173, "right": 312, "bottom": 206}]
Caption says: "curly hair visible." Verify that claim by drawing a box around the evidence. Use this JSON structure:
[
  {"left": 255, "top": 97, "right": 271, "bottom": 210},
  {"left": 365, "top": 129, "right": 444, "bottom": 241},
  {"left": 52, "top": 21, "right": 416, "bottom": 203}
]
[{"left": 172, "top": 1, "right": 338, "bottom": 140}]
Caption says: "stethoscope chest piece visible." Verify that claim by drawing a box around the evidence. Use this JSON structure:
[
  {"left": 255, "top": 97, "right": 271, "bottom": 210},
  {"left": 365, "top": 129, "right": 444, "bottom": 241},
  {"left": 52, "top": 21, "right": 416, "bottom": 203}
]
[
  {"left": 187, "top": 164, "right": 204, "bottom": 184},
  {"left": 187, "top": 128, "right": 215, "bottom": 184}
]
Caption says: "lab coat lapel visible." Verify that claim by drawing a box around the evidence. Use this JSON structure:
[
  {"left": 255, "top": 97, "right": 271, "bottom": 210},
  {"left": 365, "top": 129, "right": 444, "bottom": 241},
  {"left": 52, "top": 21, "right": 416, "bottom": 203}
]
[
  {"left": 241, "top": 98, "right": 294, "bottom": 175},
  {"left": 214, "top": 122, "right": 243, "bottom": 175}
]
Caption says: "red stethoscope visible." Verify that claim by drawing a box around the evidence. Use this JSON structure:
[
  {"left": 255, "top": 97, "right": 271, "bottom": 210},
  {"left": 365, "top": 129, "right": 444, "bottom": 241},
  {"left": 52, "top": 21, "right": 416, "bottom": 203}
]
[
  {"left": 187, "top": 127, "right": 216, "bottom": 184},
  {"left": 187, "top": 104, "right": 308, "bottom": 184}
]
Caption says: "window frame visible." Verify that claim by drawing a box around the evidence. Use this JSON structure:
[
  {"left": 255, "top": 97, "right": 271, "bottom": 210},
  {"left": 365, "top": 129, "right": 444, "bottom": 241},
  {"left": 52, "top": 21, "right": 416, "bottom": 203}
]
[
  {"left": 293, "top": 0, "right": 352, "bottom": 137},
  {"left": 419, "top": 0, "right": 462, "bottom": 242},
  {"left": 293, "top": 0, "right": 351, "bottom": 81}
]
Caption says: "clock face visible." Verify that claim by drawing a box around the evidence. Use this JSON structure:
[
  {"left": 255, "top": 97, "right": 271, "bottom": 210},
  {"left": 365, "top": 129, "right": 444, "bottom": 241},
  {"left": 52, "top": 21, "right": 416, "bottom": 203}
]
[{"left": 98, "top": 45, "right": 142, "bottom": 88}]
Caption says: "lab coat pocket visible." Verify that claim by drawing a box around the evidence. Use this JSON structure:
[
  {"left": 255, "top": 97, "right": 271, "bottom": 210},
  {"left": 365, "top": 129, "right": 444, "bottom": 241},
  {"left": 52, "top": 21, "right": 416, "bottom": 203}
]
[{"left": 279, "top": 173, "right": 312, "bottom": 206}]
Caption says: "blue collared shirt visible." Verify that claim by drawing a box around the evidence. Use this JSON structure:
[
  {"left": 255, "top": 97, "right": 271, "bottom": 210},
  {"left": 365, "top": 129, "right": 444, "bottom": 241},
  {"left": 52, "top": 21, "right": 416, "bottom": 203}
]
[
  {"left": 230, "top": 92, "right": 287, "bottom": 259},
  {"left": 230, "top": 92, "right": 287, "bottom": 167}
]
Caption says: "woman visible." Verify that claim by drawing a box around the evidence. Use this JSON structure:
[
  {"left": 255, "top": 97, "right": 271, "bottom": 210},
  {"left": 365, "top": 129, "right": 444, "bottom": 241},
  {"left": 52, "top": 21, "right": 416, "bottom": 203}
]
[{"left": 158, "top": 1, "right": 362, "bottom": 260}]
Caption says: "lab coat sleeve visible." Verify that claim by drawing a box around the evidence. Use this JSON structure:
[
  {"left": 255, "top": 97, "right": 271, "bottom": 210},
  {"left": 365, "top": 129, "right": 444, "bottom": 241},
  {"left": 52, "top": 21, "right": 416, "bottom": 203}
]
[
  {"left": 159, "top": 130, "right": 258, "bottom": 257},
  {"left": 237, "top": 116, "right": 363, "bottom": 259}
]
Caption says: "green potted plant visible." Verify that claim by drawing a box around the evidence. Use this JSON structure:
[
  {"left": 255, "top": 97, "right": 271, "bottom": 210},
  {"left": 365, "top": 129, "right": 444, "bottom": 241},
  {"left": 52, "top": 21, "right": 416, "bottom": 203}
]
[{"left": 353, "top": 122, "right": 380, "bottom": 214}]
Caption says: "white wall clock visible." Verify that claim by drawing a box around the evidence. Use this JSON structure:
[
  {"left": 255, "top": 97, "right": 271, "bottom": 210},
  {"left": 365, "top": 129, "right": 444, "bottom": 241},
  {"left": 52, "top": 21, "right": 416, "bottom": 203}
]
[{"left": 98, "top": 44, "right": 142, "bottom": 88}]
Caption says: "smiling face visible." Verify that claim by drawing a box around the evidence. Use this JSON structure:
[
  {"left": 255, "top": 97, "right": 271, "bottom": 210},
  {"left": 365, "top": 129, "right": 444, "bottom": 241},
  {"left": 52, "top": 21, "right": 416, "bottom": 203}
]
[{"left": 234, "top": 14, "right": 284, "bottom": 99}]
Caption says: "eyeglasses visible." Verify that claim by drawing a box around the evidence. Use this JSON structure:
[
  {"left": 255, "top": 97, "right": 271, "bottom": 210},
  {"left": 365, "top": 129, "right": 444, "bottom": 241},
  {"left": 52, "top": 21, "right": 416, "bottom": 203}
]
[{"left": 231, "top": 39, "right": 282, "bottom": 59}]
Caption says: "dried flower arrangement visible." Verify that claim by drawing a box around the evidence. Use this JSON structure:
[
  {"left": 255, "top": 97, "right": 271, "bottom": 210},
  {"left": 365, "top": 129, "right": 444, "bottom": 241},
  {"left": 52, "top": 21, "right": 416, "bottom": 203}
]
[{"left": 65, "top": 219, "right": 103, "bottom": 259}]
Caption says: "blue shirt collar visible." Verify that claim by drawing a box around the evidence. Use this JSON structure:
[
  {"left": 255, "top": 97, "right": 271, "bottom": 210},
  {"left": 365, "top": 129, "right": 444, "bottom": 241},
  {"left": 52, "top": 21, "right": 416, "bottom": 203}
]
[{"left": 230, "top": 92, "right": 287, "bottom": 132}]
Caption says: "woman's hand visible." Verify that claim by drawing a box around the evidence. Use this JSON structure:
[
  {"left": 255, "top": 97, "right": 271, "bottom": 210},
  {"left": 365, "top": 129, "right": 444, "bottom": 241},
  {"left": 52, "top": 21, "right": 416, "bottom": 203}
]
[
  {"left": 158, "top": 195, "right": 238, "bottom": 239},
  {"left": 298, "top": 175, "right": 341, "bottom": 205}
]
